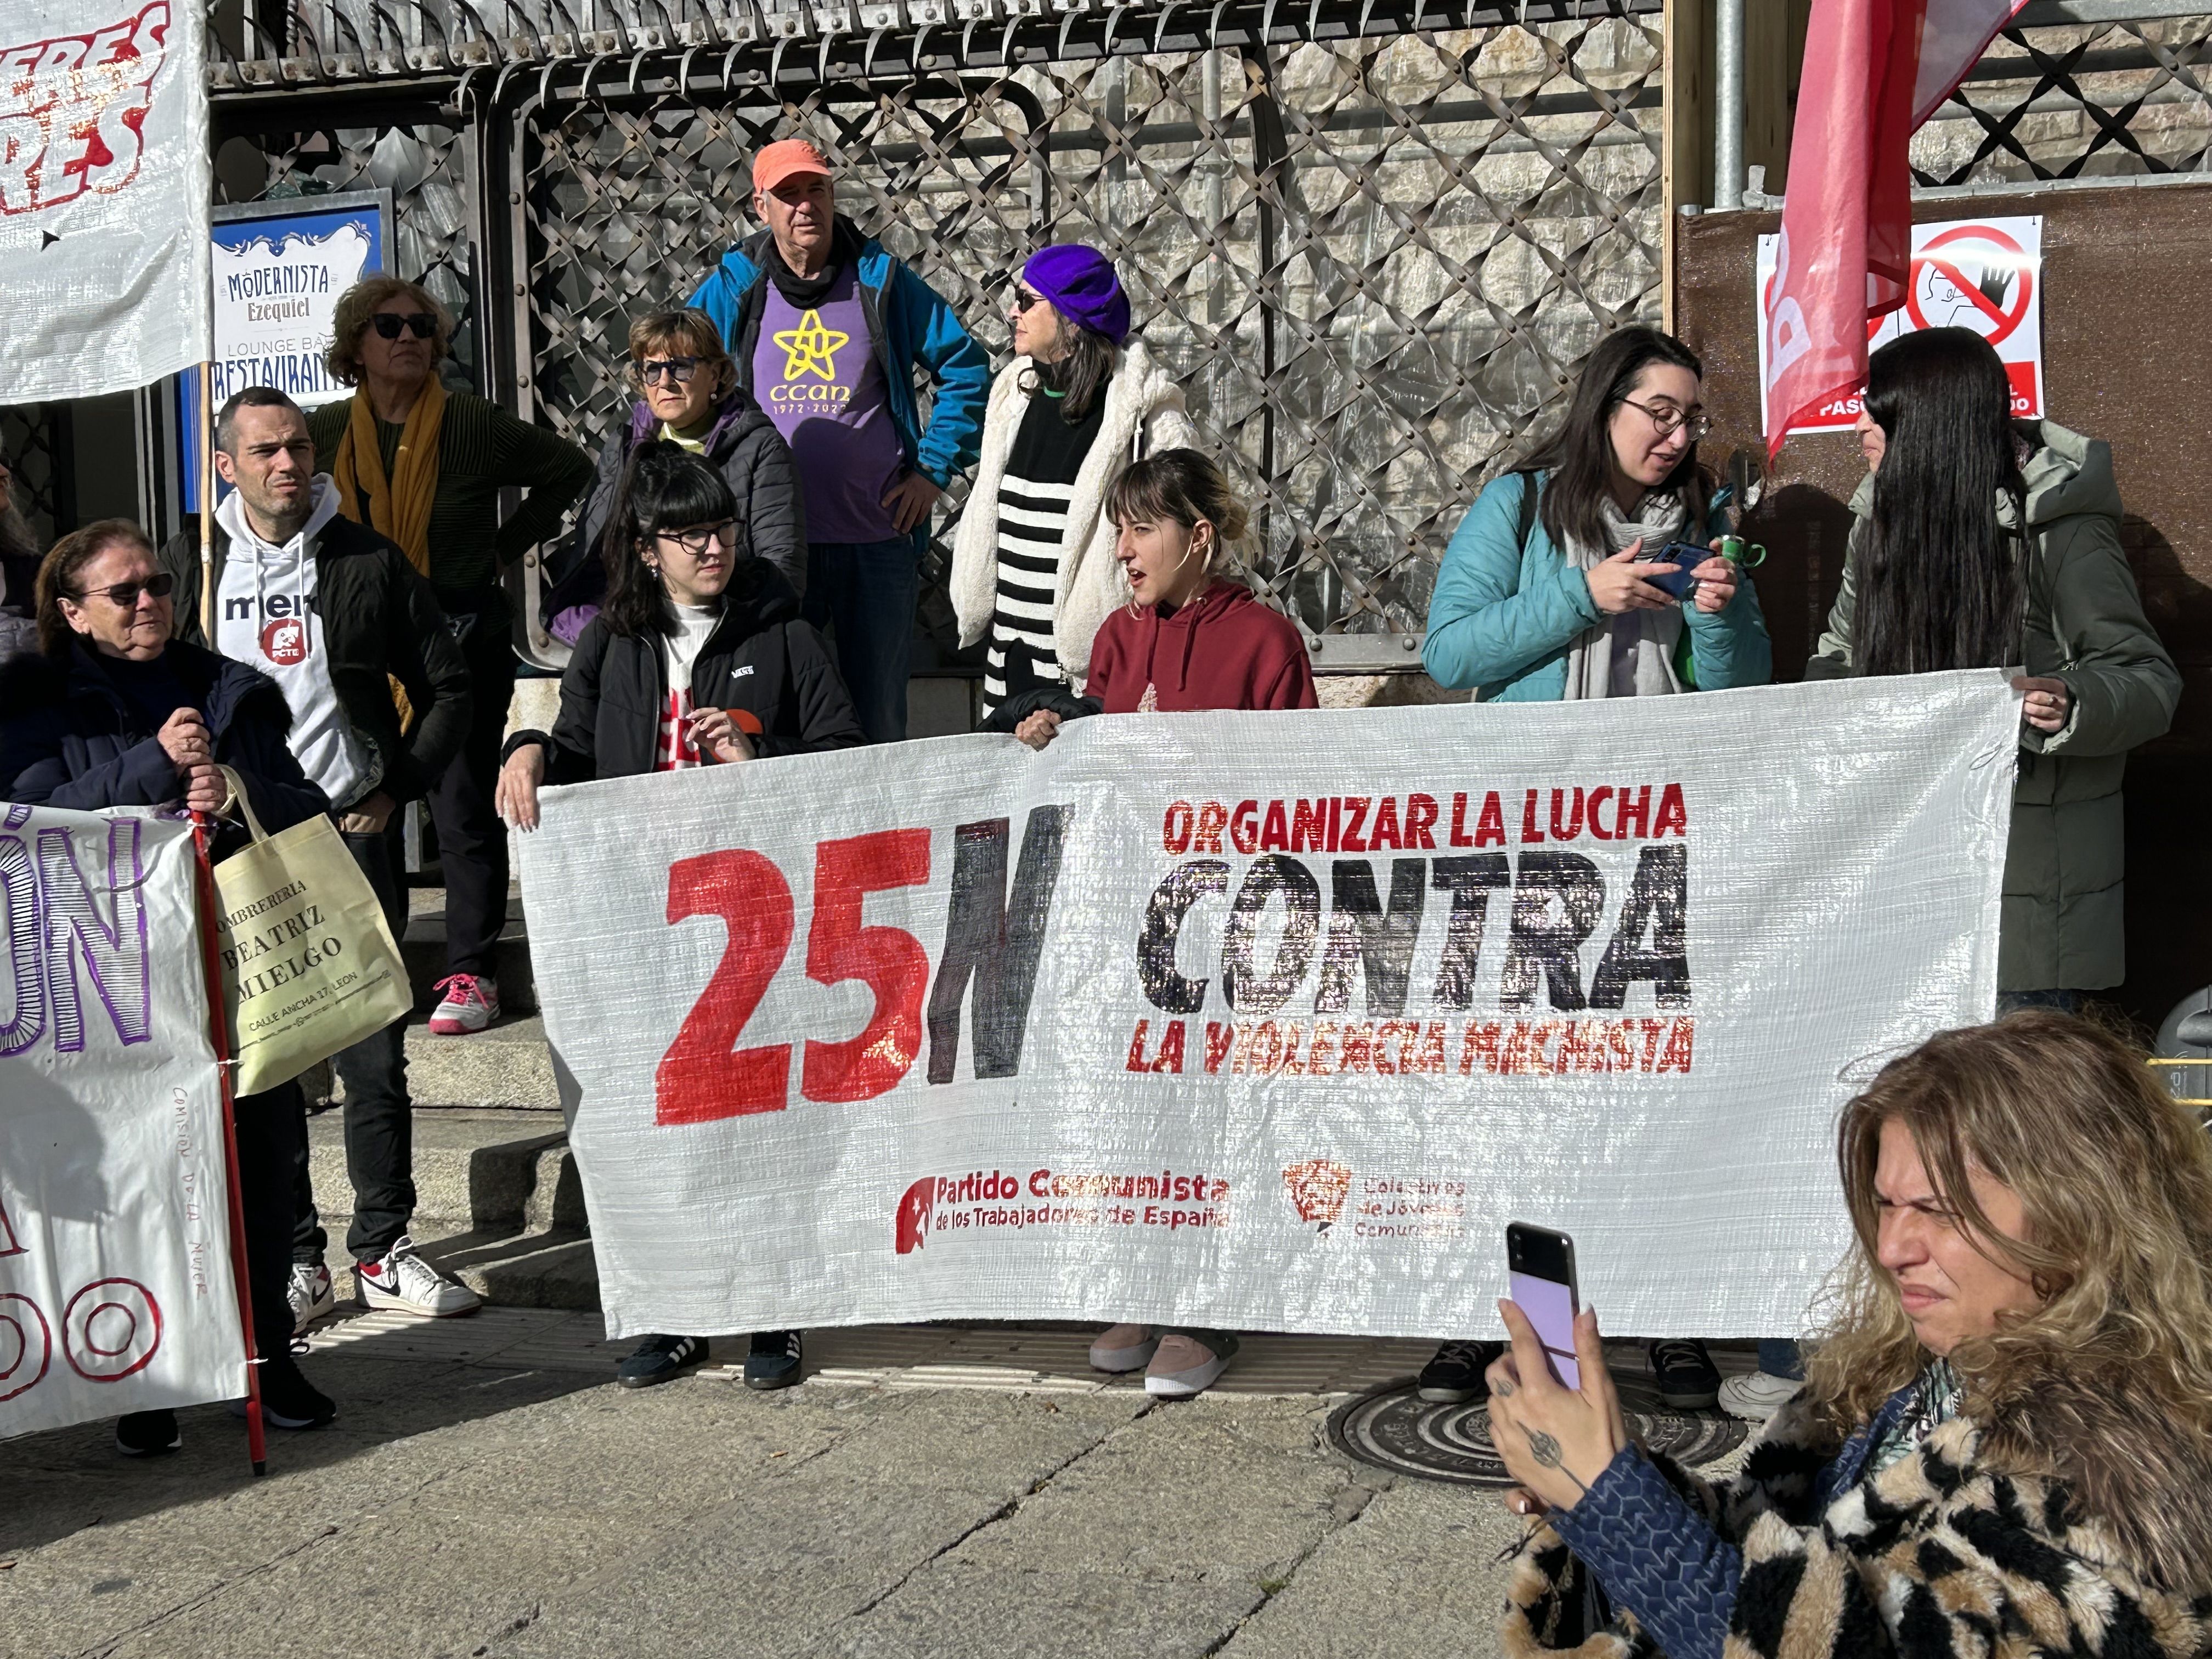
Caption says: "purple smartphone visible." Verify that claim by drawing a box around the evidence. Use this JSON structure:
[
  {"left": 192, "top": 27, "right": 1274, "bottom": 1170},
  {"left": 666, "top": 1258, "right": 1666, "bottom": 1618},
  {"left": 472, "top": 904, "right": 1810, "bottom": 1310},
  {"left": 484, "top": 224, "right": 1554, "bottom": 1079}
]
[{"left": 1506, "top": 1222, "right": 1581, "bottom": 1390}]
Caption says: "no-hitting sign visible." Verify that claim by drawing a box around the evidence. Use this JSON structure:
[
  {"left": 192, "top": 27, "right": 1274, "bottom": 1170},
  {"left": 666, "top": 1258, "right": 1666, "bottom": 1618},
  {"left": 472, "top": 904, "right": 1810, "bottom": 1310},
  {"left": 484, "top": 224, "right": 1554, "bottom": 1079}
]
[{"left": 1756, "top": 215, "right": 2044, "bottom": 436}]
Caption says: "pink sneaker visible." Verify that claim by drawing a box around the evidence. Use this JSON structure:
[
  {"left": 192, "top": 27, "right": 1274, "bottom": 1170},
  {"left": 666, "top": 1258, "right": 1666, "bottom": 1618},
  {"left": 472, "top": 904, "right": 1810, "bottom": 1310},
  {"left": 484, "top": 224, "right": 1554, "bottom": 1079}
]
[{"left": 427, "top": 973, "right": 499, "bottom": 1035}]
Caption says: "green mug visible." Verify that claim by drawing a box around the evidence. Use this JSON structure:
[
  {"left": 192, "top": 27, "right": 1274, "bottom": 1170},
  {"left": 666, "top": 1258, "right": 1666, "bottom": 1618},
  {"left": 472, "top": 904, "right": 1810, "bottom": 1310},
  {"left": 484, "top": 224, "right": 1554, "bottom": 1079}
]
[{"left": 1718, "top": 534, "right": 1768, "bottom": 569}]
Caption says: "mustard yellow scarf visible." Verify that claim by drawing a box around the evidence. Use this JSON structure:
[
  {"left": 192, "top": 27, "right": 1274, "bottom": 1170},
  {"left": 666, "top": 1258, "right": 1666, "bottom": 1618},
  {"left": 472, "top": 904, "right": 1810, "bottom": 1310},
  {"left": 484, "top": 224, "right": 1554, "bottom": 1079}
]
[
  {"left": 330, "top": 376, "right": 446, "bottom": 575},
  {"left": 330, "top": 379, "right": 447, "bottom": 731}
]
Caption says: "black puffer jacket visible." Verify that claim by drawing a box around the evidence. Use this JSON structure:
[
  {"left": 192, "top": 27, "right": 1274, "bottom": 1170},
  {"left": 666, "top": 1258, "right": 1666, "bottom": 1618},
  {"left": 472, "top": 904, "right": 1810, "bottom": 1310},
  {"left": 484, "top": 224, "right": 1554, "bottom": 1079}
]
[
  {"left": 546, "top": 391, "right": 808, "bottom": 634},
  {"left": 505, "top": 562, "right": 862, "bottom": 781},
  {"left": 0, "top": 640, "right": 329, "bottom": 848},
  {"left": 159, "top": 513, "right": 471, "bottom": 806}
]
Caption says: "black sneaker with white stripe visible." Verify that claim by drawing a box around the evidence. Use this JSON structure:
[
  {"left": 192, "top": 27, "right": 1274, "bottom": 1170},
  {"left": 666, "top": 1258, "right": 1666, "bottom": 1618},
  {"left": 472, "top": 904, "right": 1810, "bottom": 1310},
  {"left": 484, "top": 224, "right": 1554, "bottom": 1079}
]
[
  {"left": 743, "top": 1330, "right": 803, "bottom": 1391},
  {"left": 618, "top": 1333, "right": 709, "bottom": 1389},
  {"left": 1417, "top": 1340, "right": 1505, "bottom": 1403},
  {"left": 1646, "top": 1338, "right": 1721, "bottom": 1409}
]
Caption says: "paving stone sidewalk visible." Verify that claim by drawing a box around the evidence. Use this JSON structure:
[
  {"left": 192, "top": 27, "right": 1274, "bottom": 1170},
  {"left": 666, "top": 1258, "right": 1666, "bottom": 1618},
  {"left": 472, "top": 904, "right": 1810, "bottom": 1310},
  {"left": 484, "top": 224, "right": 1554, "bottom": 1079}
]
[{"left": 0, "top": 1310, "right": 1538, "bottom": 1659}]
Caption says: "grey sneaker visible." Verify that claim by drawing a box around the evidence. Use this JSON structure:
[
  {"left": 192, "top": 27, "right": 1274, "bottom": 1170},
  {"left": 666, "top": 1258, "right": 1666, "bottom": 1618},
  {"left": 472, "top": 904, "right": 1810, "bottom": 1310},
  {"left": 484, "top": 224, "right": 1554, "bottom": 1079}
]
[
  {"left": 1088, "top": 1323, "right": 1158, "bottom": 1373},
  {"left": 1144, "top": 1333, "right": 1238, "bottom": 1398},
  {"left": 1718, "top": 1370, "right": 1804, "bottom": 1423}
]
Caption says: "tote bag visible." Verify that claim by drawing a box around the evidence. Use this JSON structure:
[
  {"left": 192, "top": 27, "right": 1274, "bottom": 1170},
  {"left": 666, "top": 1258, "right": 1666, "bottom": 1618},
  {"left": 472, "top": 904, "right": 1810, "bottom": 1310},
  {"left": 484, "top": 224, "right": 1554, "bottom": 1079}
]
[{"left": 210, "top": 768, "right": 411, "bottom": 1094}]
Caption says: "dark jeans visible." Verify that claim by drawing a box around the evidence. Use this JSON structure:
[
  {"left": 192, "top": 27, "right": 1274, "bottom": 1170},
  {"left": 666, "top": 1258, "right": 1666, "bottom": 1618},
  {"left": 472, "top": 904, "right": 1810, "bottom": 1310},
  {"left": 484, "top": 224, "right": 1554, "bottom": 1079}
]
[
  {"left": 236, "top": 1081, "right": 307, "bottom": 1362},
  {"left": 1757, "top": 1338, "right": 1804, "bottom": 1380},
  {"left": 431, "top": 584, "right": 516, "bottom": 978},
  {"left": 294, "top": 825, "right": 416, "bottom": 1266},
  {"left": 800, "top": 537, "right": 921, "bottom": 744}
]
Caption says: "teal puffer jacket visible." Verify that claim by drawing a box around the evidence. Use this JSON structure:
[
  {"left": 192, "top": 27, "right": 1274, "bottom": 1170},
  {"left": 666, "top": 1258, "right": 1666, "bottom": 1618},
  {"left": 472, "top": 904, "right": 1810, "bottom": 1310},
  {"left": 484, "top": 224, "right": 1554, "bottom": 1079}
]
[{"left": 1422, "top": 471, "right": 1773, "bottom": 701}]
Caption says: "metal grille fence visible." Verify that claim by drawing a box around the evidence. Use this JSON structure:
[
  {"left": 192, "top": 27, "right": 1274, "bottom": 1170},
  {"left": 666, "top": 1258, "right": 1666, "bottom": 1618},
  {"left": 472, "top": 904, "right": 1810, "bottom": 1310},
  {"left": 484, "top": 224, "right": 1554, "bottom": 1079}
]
[
  {"left": 213, "top": 120, "right": 482, "bottom": 383},
  {"left": 0, "top": 405, "right": 71, "bottom": 552},
  {"left": 516, "top": 15, "right": 1665, "bottom": 640},
  {"left": 1916, "top": 8, "right": 2212, "bottom": 184}
]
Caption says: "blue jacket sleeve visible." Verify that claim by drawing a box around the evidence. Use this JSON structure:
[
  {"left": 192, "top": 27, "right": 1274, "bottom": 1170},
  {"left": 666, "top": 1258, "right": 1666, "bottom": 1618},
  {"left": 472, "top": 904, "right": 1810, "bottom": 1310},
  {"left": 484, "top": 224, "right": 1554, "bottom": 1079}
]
[
  {"left": 687, "top": 266, "right": 738, "bottom": 346},
  {"left": 896, "top": 263, "right": 990, "bottom": 486},
  {"left": 1684, "top": 572, "right": 1773, "bottom": 689},
  {"left": 12, "top": 735, "right": 179, "bottom": 810},
  {"left": 1551, "top": 1447, "right": 1742, "bottom": 1659},
  {"left": 1422, "top": 475, "right": 1601, "bottom": 692}
]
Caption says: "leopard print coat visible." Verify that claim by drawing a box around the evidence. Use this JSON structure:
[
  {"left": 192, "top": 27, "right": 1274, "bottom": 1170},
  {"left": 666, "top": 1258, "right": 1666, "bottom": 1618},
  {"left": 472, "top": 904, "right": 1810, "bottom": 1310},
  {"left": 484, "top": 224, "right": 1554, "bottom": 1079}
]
[{"left": 1500, "top": 1396, "right": 2212, "bottom": 1659}]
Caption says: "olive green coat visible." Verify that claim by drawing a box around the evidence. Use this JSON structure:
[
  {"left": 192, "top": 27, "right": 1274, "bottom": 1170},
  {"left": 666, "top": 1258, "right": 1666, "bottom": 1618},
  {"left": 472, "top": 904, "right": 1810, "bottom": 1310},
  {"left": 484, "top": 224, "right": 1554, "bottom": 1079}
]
[{"left": 1807, "top": 422, "right": 2179, "bottom": 992}]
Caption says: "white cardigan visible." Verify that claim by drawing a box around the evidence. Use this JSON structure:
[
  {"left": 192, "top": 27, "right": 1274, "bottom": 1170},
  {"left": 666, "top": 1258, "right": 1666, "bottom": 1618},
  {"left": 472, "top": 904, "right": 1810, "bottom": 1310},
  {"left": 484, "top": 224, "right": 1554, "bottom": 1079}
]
[{"left": 950, "top": 340, "right": 1200, "bottom": 686}]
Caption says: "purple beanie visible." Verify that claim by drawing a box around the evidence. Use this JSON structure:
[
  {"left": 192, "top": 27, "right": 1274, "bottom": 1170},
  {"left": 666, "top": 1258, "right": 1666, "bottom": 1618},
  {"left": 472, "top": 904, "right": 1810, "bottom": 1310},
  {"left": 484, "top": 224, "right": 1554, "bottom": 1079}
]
[{"left": 1024, "top": 244, "right": 1130, "bottom": 346}]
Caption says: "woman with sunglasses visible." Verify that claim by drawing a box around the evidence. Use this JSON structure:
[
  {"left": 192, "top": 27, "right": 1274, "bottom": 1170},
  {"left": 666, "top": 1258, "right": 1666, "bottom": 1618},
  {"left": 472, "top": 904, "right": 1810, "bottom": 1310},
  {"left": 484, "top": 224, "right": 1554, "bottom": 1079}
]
[
  {"left": 305, "top": 275, "right": 595, "bottom": 1039},
  {"left": 495, "top": 443, "right": 862, "bottom": 1393},
  {"left": 0, "top": 520, "right": 339, "bottom": 1451},
  {"left": 1418, "top": 325, "right": 1772, "bottom": 1415},
  {"left": 950, "top": 244, "right": 1199, "bottom": 721},
  {"left": 546, "top": 307, "right": 806, "bottom": 644}
]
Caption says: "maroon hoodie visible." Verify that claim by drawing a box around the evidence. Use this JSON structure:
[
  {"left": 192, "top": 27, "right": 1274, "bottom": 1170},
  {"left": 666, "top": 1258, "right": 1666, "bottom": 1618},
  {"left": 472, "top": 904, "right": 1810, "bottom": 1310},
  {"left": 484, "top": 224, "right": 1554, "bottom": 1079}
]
[{"left": 1084, "top": 582, "right": 1318, "bottom": 714}]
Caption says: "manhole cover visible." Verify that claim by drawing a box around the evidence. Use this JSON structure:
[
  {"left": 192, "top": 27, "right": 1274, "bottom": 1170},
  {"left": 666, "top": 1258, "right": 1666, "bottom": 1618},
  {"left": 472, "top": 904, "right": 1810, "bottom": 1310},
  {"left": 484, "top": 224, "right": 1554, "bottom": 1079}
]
[{"left": 1327, "top": 1373, "right": 1749, "bottom": 1488}]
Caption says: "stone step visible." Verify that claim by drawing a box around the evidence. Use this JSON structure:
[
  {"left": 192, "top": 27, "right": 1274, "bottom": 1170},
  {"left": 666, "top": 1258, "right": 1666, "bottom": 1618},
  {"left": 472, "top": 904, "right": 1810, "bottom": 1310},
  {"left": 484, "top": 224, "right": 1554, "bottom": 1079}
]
[
  {"left": 402, "top": 1013, "right": 562, "bottom": 1110},
  {"left": 314, "top": 1215, "right": 601, "bottom": 1313},
  {"left": 306, "top": 1105, "right": 601, "bottom": 1311},
  {"left": 306, "top": 1105, "right": 583, "bottom": 1233}
]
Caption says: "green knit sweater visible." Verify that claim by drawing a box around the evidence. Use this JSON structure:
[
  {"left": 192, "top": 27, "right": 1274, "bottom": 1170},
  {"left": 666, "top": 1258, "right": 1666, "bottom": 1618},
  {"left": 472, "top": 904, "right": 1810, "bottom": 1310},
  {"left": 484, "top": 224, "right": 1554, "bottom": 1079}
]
[{"left": 308, "top": 389, "right": 594, "bottom": 593}]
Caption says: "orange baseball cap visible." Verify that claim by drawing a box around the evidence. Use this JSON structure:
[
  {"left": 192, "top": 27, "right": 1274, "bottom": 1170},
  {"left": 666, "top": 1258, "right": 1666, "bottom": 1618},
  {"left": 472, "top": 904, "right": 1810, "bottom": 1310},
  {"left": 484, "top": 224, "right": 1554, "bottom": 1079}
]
[{"left": 752, "top": 139, "right": 832, "bottom": 193}]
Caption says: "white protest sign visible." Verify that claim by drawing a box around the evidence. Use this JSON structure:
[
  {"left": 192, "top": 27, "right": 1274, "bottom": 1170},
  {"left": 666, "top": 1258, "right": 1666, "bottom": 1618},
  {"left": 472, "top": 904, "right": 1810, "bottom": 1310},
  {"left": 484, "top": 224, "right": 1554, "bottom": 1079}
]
[
  {"left": 1757, "top": 215, "right": 2044, "bottom": 435},
  {"left": 0, "top": 806, "right": 247, "bottom": 1440},
  {"left": 520, "top": 674, "right": 2016, "bottom": 1341},
  {"left": 0, "top": 2, "right": 209, "bottom": 400}
]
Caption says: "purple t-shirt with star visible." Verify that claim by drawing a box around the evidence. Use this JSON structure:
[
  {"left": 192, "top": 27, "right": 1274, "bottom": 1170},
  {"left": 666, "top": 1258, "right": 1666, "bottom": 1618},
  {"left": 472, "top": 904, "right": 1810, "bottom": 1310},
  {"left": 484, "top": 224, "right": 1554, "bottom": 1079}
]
[{"left": 752, "top": 267, "right": 906, "bottom": 544}]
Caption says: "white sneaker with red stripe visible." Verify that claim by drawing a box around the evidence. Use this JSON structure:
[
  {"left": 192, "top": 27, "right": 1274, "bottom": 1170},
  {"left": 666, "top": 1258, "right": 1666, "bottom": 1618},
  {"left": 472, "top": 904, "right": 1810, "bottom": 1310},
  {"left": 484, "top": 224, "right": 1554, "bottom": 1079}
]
[
  {"left": 358, "top": 1235, "right": 481, "bottom": 1317},
  {"left": 427, "top": 973, "right": 499, "bottom": 1035}
]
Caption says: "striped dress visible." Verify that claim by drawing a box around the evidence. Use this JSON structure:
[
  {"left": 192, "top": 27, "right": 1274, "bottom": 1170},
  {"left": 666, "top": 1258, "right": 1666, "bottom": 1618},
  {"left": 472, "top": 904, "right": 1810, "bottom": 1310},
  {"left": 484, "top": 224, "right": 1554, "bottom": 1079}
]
[{"left": 983, "top": 382, "right": 1109, "bottom": 716}]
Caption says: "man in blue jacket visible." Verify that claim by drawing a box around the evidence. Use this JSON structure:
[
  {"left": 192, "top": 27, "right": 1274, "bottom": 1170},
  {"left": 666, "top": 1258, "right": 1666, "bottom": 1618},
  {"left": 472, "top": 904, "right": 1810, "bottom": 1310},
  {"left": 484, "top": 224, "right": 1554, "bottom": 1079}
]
[{"left": 690, "top": 138, "right": 989, "bottom": 742}]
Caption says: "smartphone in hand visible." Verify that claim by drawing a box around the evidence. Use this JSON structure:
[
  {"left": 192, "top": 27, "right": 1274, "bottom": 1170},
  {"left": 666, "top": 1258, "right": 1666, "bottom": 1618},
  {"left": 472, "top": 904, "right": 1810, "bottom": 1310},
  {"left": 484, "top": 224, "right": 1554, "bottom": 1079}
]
[
  {"left": 1506, "top": 1222, "right": 1581, "bottom": 1389},
  {"left": 1633, "top": 540, "right": 1706, "bottom": 602}
]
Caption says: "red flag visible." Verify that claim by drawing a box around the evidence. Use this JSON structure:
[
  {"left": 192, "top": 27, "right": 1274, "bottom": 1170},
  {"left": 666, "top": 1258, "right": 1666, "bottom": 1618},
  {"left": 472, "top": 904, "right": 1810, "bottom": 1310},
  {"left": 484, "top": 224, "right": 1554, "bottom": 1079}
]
[{"left": 1761, "top": 0, "right": 2031, "bottom": 459}]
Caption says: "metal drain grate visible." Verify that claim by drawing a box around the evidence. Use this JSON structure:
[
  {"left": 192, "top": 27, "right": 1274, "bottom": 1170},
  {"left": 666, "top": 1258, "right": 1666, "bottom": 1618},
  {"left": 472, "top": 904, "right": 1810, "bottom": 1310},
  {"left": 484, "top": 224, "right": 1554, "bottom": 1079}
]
[{"left": 1327, "top": 1370, "right": 1748, "bottom": 1487}]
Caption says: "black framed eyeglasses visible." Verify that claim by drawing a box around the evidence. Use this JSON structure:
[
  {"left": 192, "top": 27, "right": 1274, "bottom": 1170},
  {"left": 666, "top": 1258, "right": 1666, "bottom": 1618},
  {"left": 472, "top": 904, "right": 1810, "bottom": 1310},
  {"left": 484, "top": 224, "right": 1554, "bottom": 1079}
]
[
  {"left": 657, "top": 521, "right": 738, "bottom": 556},
  {"left": 67, "top": 571, "right": 175, "bottom": 608},
  {"left": 370, "top": 312, "right": 438, "bottom": 340},
  {"left": 1620, "top": 396, "right": 1713, "bottom": 442},
  {"left": 636, "top": 356, "right": 702, "bottom": 387}
]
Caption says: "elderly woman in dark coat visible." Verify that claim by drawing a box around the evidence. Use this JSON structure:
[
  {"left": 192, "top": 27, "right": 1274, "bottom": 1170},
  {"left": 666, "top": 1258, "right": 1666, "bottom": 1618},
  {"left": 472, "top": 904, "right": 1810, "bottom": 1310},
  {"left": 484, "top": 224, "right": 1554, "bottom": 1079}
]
[
  {"left": 1486, "top": 1011, "right": 2212, "bottom": 1659},
  {"left": 1, "top": 520, "right": 337, "bottom": 1455}
]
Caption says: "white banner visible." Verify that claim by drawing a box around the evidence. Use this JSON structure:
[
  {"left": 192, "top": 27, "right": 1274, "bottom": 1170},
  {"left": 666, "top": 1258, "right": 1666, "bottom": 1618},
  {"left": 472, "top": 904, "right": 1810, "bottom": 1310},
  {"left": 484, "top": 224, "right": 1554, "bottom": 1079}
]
[
  {"left": 0, "top": 806, "right": 246, "bottom": 1440},
  {"left": 0, "top": 1, "right": 210, "bottom": 401},
  {"left": 519, "top": 674, "right": 2018, "bottom": 1341},
  {"left": 1758, "top": 215, "right": 2045, "bottom": 437}
]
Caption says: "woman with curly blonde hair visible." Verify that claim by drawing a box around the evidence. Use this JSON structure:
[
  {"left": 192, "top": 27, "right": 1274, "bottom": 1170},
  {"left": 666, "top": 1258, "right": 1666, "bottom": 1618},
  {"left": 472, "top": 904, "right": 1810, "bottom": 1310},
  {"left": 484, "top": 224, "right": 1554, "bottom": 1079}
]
[{"left": 1485, "top": 1009, "right": 2212, "bottom": 1659}]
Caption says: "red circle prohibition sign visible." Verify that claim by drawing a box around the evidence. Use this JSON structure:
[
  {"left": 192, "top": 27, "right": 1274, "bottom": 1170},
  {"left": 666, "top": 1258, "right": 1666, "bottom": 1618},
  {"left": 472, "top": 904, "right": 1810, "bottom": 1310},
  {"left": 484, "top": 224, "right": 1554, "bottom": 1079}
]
[{"left": 1904, "top": 225, "right": 2034, "bottom": 345}]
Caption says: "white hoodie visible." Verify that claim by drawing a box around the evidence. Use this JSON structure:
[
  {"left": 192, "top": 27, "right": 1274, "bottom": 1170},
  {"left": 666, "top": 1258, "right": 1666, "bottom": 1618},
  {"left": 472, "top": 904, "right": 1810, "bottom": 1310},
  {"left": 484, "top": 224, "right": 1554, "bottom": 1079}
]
[{"left": 215, "top": 475, "right": 373, "bottom": 810}]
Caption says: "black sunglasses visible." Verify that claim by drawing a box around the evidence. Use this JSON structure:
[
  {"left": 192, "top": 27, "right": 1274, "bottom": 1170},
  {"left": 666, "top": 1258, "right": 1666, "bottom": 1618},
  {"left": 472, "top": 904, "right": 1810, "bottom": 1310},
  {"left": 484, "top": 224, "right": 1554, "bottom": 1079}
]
[
  {"left": 370, "top": 312, "right": 438, "bottom": 340},
  {"left": 636, "top": 356, "right": 702, "bottom": 387},
  {"left": 69, "top": 571, "right": 175, "bottom": 608}
]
